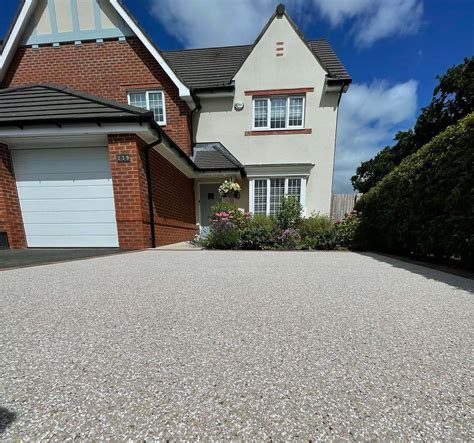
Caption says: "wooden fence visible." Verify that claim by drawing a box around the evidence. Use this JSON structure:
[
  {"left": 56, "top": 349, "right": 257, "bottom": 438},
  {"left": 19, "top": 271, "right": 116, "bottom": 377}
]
[{"left": 331, "top": 193, "right": 362, "bottom": 222}]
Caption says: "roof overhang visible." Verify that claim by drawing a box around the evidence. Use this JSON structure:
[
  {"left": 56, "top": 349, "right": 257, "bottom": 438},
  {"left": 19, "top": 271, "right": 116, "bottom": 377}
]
[
  {"left": 0, "top": 120, "right": 197, "bottom": 178},
  {"left": 326, "top": 77, "right": 351, "bottom": 93}
]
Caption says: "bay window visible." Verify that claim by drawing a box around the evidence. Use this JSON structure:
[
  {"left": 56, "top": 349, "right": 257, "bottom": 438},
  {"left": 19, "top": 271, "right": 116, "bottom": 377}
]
[
  {"left": 128, "top": 90, "right": 166, "bottom": 125},
  {"left": 253, "top": 96, "right": 304, "bottom": 130},
  {"left": 250, "top": 178, "right": 306, "bottom": 216}
]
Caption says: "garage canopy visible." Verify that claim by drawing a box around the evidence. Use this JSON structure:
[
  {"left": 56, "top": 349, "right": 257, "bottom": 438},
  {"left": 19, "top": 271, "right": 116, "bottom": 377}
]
[{"left": 0, "top": 83, "right": 155, "bottom": 126}]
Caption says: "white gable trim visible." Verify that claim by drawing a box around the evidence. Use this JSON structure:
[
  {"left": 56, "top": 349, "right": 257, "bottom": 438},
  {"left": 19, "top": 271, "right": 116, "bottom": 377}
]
[
  {"left": 0, "top": 0, "right": 192, "bottom": 104},
  {"left": 0, "top": 0, "right": 35, "bottom": 83},
  {"left": 109, "top": 0, "right": 191, "bottom": 99}
]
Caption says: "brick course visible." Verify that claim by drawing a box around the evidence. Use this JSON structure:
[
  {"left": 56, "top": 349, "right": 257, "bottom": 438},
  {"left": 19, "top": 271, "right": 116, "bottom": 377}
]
[
  {"left": 108, "top": 134, "right": 196, "bottom": 249},
  {"left": 0, "top": 144, "right": 26, "bottom": 248},
  {"left": 3, "top": 38, "right": 191, "bottom": 154}
]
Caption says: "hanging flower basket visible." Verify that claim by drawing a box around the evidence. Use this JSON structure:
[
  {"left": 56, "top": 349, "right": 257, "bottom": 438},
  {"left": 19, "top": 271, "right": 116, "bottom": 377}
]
[{"left": 219, "top": 181, "right": 241, "bottom": 199}]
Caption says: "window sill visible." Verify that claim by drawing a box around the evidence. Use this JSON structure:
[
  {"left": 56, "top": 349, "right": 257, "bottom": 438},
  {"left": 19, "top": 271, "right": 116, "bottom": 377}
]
[{"left": 245, "top": 128, "right": 312, "bottom": 136}]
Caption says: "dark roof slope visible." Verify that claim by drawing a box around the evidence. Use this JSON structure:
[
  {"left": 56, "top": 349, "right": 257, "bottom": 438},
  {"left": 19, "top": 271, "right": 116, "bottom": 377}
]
[
  {"left": 192, "top": 142, "right": 244, "bottom": 172},
  {"left": 162, "top": 38, "right": 350, "bottom": 90},
  {"left": 0, "top": 83, "right": 155, "bottom": 126}
]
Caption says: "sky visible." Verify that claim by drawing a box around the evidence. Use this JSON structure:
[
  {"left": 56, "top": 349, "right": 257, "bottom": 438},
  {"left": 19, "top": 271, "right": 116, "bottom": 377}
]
[{"left": 1, "top": 0, "right": 473, "bottom": 193}]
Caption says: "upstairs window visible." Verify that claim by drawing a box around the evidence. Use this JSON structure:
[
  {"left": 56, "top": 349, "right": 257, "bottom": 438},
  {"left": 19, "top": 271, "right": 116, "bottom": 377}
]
[
  {"left": 253, "top": 96, "right": 305, "bottom": 130},
  {"left": 128, "top": 91, "right": 166, "bottom": 125}
]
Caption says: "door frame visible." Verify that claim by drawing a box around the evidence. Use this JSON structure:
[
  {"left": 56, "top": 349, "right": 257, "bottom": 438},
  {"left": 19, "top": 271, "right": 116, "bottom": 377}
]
[{"left": 198, "top": 182, "right": 222, "bottom": 226}]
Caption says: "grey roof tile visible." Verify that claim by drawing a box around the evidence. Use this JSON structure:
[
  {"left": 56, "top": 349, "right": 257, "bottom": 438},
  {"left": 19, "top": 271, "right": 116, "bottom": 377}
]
[
  {"left": 192, "top": 142, "right": 244, "bottom": 171},
  {"left": 0, "top": 83, "right": 154, "bottom": 126},
  {"left": 162, "top": 38, "right": 351, "bottom": 90}
]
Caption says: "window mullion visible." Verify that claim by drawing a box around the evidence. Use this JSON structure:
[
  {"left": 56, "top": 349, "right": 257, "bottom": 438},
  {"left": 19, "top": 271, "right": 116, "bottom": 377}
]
[
  {"left": 266, "top": 178, "right": 271, "bottom": 216},
  {"left": 286, "top": 97, "right": 290, "bottom": 128},
  {"left": 267, "top": 98, "right": 271, "bottom": 129},
  {"left": 284, "top": 178, "right": 288, "bottom": 197}
]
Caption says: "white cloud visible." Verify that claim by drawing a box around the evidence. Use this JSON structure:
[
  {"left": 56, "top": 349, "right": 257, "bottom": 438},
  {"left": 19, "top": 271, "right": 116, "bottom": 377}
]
[
  {"left": 312, "top": 0, "right": 423, "bottom": 47},
  {"left": 149, "top": 0, "right": 423, "bottom": 49},
  {"left": 333, "top": 80, "right": 418, "bottom": 193},
  {"left": 149, "top": 0, "right": 292, "bottom": 48}
]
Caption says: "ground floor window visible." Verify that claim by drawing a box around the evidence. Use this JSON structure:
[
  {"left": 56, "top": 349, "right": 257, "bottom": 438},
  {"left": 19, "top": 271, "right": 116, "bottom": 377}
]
[{"left": 249, "top": 177, "right": 306, "bottom": 216}]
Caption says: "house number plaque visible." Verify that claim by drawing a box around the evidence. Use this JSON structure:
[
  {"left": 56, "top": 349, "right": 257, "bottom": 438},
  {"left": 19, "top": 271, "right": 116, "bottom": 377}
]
[{"left": 116, "top": 153, "right": 131, "bottom": 163}]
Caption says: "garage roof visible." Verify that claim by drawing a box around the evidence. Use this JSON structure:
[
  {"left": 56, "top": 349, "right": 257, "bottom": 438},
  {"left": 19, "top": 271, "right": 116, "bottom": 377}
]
[{"left": 0, "top": 83, "right": 156, "bottom": 126}]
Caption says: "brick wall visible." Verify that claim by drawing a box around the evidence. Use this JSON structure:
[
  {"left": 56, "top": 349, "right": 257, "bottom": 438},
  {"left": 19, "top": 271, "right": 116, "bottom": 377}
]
[
  {"left": 149, "top": 150, "right": 197, "bottom": 246},
  {"left": 3, "top": 38, "right": 191, "bottom": 154},
  {"left": 0, "top": 144, "right": 26, "bottom": 248},
  {"left": 108, "top": 134, "right": 196, "bottom": 249}
]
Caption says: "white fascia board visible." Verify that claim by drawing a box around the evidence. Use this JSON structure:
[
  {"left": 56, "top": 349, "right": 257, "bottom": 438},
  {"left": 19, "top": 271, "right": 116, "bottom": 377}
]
[
  {"left": 0, "top": 0, "right": 35, "bottom": 83},
  {"left": 110, "top": 0, "right": 192, "bottom": 101},
  {"left": 0, "top": 122, "right": 155, "bottom": 140}
]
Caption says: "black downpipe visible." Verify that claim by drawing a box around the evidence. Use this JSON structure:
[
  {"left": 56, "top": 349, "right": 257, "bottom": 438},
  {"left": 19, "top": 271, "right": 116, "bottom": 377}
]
[
  {"left": 189, "top": 93, "right": 201, "bottom": 154},
  {"left": 145, "top": 137, "right": 161, "bottom": 249}
]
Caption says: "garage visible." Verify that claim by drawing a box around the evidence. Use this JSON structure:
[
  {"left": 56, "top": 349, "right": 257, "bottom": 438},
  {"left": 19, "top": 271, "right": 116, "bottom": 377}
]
[{"left": 12, "top": 147, "right": 119, "bottom": 247}]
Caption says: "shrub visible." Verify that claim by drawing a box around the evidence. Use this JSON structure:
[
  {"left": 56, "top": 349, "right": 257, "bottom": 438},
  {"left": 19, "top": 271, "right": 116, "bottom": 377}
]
[
  {"left": 356, "top": 113, "right": 474, "bottom": 265},
  {"left": 205, "top": 203, "right": 250, "bottom": 249},
  {"left": 300, "top": 213, "right": 332, "bottom": 238},
  {"left": 276, "top": 196, "right": 303, "bottom": 230},
  {"left": 240, "top": 215, "right": 277, "bottom": 250},
  {"left": 335, "top": 211, "right": 360, "bottom": 248},
  {"left": 277, "top": 228, "right": 301, "bottom": 249}
]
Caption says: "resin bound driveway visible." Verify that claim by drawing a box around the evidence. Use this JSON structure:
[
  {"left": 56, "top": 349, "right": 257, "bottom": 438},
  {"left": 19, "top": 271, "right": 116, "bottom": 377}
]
[{"left": 0, "top": 251, "right": 472, "bottom": 440}]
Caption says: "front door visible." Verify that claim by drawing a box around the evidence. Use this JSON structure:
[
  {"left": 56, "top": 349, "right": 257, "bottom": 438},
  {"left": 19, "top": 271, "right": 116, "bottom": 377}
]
[{"left": 199, "top": 183, "right": 220, "bottom": 227}]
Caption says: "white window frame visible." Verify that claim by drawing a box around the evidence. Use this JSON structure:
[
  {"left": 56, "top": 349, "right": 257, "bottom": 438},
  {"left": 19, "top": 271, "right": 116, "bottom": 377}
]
[
  {"left": 252, "top": 95, "right": 305, "bottom": 130},
  {"left": 127, "top": 90, "right": 166, "bottom": 125},
  {"left": 249, "top": 177, "right": 307, "bottom": 216}
]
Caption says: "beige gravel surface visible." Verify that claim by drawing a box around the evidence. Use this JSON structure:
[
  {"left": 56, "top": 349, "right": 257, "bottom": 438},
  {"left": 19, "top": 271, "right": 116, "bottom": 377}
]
[{"left": 0, "top": 251, "right": 472, "bottom": 440}]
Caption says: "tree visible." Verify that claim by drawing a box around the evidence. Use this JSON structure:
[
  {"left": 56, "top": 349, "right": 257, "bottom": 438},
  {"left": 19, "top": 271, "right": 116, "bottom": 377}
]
[{"left": 351, "top": 57, "right": 474, "bottom": 193}]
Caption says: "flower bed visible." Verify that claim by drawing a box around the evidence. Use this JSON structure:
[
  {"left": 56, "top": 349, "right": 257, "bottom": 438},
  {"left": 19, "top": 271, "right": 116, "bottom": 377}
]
[{"left": 201, "top": 197, "right": 359, "bottom": 250}]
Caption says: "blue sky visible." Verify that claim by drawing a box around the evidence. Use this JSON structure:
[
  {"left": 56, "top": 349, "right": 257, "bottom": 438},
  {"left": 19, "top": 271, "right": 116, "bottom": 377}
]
[{"left": 1, "top": 0, "right": 473, "bottom": 192}]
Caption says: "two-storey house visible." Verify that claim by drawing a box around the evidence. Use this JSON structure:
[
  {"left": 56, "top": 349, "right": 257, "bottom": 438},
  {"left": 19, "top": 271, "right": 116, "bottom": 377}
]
[{"left": 0, "top": 0, "right": 350, "bottom": 249}]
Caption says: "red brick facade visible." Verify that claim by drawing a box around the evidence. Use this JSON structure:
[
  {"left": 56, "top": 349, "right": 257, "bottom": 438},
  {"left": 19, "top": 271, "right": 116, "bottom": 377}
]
[
  {"left": 3, "top": 38, "right": 191, "bottom": 155},
  {"left": 108, "top": 134, "right": 196, "bottom": 249},
  {"left": 0, "top": 37, "right": 198, "bottom": 249},
  {"left": 0, "top": 144, "right": 26, "bottom": 249}
]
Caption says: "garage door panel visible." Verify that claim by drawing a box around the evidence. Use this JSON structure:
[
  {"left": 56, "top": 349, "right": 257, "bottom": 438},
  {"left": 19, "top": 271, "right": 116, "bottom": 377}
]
[
  {"left": 12, "top": 147, "right": 119, "bottom": 248},
  {"left": 15, "top": 173, "right": 113, "bottom": 185},
  {"left": 16, "top": 184, "right": 115, "bottom": 200},
  {"left": 27, "top": 235, "right": 119, "bottom": 248},
  {"left": 26, "top": 223, "right": 119, "bottom": 236},
  {"left": 12, "top": 148, "right": 110, "bottom": 174},
  {"left": 20, "top": 198, "right": 117, "bottom": 212},
  {"left": 21, "top": 210, "right": 117, "bottom": 224}
]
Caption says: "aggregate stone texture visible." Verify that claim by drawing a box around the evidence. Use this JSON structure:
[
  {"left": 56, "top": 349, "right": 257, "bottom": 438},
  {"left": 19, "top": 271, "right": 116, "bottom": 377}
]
[{"left": 1, "top": 251, "right": 472, "bottom": 440}]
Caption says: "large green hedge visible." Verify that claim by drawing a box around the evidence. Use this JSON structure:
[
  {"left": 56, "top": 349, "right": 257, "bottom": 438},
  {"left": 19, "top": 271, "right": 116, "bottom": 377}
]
[{"left": 356, "top": 113, "right": 474, "bottom": 265}]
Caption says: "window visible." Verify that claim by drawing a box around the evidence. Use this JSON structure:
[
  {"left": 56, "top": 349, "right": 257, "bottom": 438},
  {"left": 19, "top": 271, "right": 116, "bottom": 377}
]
[
  {"left": 250, "top": 178, "right": 305, "bottom": 216},
  {"left": 128, "top": 90, "right": 166, "bottom": 125},
  {"left": 253, "top": 96, "right": 305, "bottom": 130}
]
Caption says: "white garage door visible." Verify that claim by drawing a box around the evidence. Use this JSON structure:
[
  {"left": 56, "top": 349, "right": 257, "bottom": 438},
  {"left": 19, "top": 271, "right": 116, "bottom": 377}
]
[{"left": 12, "top": 147, "right": 119, "bottom": 247}]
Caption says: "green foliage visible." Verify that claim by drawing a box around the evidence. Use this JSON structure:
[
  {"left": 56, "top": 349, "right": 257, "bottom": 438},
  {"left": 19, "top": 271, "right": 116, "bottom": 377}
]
[
  {"left": 277, "top": 228, "right": 301, "bottom": 249},
  {"left": 204, "top": 225, "right": 240, "bottom": 250},
  {"left": 240, "top": 215, "right": 277, "bottom": 250},
  {"left": 356, "top": 113, "right": 474, "bottom": 265},
  {"left": 204, "top": 203, "right": 250, "bottom": 249},
  {"left": 335, "top": 211, "right": 361, "bottom": 248},
  {"left": 276, "top": 196, "right": 303, "bottom": 230},
  {"left": 300, "top": 213, "right": 332, "bottom": 238},
  {"left": 352, "top": 57, "right": 474, "bottom": 193}
]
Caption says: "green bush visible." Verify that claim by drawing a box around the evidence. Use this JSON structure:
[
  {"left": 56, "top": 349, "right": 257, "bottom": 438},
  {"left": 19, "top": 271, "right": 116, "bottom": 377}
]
[
  {"left": 204, "top": 225, "right": 240, "bottom": 249},
  {"left": 335, "top": 211, "right": 360, "bottom": 248},
  {"left": 276, "top": 196, "right": 303, "bottom": 230},
  {"left": 240, "top": 215, "right": 277, "bottom": 250},
  {"left": 356, "top": 113, "right": 474, "bottom": 265},
  {"left": 300, "top": 213, "right": 332, "bottom": 238}
]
